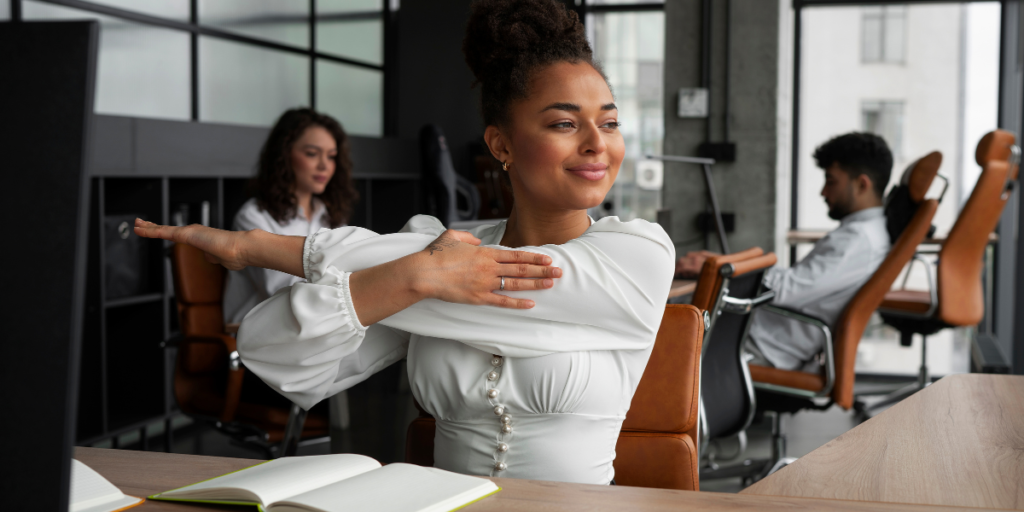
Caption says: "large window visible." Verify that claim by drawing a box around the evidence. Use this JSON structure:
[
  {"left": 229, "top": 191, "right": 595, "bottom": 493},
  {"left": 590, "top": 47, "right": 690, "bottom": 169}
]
[
  {"left": 15, "top": 0, "right": 388, "bottom": 135},
  {"left": 586, "top": 2, "right": 665, "bottom": 222},
  {"left": 794, "top": 2, "right": 1001, "bottom": 377}
]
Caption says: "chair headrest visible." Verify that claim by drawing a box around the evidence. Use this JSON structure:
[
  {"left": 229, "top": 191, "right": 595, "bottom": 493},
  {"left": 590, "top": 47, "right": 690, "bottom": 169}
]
[
  {"left": 975, "top": 130, "right": 1016, "bottom": 166},
  {"left": 900, "top": 151, "right": 942, "bottom": 203}
]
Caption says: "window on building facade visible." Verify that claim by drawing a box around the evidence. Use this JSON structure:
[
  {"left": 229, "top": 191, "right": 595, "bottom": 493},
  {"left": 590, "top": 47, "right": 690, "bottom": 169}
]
[
  {"left": 861, "top": 100, "right": 904, "bottom": 160},
  {"left": 862, "top": 5, "right": 906, "bottom": 64}
]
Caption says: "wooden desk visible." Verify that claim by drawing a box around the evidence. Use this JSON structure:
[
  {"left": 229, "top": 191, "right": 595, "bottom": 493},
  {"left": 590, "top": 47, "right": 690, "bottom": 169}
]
[
  {"left": 743, "top": 374, "right": 1024, "bottom": 510},
  {"left": 669, "top": 279, "right": 696, "bottom": 299},
  {"left": 787, "top": 229, "right": 998, "bottom": 246},
  {"left": 75, "top": 447, "right": 983, "bottom": 511}
]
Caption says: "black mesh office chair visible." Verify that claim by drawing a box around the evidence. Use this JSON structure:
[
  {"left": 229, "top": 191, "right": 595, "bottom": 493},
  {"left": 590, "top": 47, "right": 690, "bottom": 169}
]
[
  {"left": 692, "top": 251, "right": 778, "bottom": 479},
  {"left": 420, "top": 124, "right": 480, "bottom": 227}
]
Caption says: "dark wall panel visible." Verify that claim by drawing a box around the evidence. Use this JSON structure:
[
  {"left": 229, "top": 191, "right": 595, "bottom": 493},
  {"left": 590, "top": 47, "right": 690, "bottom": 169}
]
[{"left": 397, "top": 0, "right": 483, "bottom": 179}]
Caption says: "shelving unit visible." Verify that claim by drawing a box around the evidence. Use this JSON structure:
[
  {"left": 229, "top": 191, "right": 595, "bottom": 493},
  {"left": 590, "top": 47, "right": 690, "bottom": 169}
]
[{"left": 76, "top": 115, "right": 421, "bottom": 449}]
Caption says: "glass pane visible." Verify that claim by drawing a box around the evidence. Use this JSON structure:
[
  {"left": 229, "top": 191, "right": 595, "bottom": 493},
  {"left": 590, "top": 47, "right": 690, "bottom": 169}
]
[
  {"left": 587, "top": 10, "right": 665, "bottom": 222},
  {"left": 319, "top": 0, "right": 383, "bottom": 11},
  {"left": 317, "top": 60, "right": 383, "bottom": 136},
  {"left": 200, "top": 36, "right": 309, "bottom": 127},
  {"left": 861, "top": 11, "right": 882, "bottom": 62},
  {"left": 797, "top": 3, "right": 1001, "bottom": 378},
  {"left": 199, "top": 0, "right": 309, "bottom": 48},
  {"left": 317, "top": 16, "right": 383, "bottom": 65},
  {"left": 89, "top": 0, "right": 189, "bottom": 21},
  {"left": 23, "top": 1, "right": 191, "bottom": 120},
  {"left": 884, "top": 8, "right": 906, "bottom": 63},
  {"left": 0, "top": 0, "right": 9, "bottom": 20}
]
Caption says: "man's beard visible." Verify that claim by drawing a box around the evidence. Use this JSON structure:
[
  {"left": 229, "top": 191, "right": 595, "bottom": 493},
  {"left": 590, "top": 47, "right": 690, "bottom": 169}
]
[{"left": 827, "top": 203, "right": 849, "bottom": 220}]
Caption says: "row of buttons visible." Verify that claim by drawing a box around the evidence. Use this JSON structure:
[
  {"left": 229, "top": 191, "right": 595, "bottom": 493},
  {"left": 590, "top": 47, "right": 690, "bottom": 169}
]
[{"left": 487, "top": 355, "right": 511, "bottom": 473}]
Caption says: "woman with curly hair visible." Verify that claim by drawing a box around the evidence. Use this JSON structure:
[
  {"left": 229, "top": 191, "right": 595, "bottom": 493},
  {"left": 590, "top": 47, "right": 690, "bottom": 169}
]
[
  {"left": 223, "top": 108, "right": 359, "bottom": 324},
  {"left": 137, "top": 0, "right": 673, "bottom": 485}
]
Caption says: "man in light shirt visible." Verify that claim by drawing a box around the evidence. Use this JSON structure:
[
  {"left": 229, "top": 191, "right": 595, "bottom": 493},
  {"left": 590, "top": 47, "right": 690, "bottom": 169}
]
[{"left": 677, "top": 132, "right": 892, "bottom": 371}]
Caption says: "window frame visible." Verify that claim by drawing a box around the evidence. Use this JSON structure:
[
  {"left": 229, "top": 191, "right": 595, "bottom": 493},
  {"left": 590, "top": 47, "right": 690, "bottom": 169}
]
[{"left": 10, "top": 0, "right": 395, "bottom": 134}]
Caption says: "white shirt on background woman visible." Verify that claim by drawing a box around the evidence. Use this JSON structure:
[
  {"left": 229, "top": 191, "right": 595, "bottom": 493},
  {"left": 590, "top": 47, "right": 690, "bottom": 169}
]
[{"left": 222, "top": 197, "right": 333, "bottom": 324}]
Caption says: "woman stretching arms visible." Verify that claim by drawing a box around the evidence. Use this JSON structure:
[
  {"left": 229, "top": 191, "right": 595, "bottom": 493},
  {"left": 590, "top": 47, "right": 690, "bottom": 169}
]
[{"left": 136, "top": 0, "right": 674, "bottom": 485}]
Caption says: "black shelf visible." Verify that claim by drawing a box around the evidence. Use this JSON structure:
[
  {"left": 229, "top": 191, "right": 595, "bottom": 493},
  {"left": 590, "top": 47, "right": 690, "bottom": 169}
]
[{"left": 79, "top": 168, "right": 421, "bottom": 449}]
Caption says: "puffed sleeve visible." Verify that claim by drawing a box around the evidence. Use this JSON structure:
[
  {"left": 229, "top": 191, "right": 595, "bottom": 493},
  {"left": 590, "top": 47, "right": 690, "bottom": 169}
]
[
  {"left": 237, "top": 250, "right": 412, "bottom": 409},
  {"left": 299, "top": 215, "right": 676, "bottom": 358}
]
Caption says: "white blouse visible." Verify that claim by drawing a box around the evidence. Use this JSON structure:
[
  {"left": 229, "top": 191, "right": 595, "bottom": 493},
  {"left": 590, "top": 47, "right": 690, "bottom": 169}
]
[
  {"left": 236, "top": 215, "right": 675, "bottom": 485},
  {"left": 223, "top": 198, "right": 333, "bottom": 324}
]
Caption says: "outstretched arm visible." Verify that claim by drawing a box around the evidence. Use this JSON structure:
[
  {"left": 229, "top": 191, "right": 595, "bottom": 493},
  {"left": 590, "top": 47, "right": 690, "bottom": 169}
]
[{"left": 133, "top": 219, "right": 559, "bottom": 325}]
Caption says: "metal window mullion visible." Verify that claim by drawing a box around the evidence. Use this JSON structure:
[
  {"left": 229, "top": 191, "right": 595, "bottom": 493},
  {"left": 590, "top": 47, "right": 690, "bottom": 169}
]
[
  {"left": 30, "top": 0, "right": 383, "bottom": 72},
  {"left": 310, "top": 0, "right": 316, "bottom": 110},
  {"left": 12, "top": 0, "right": 22, "bottom": 21},
  {"left": 190, "top": 0, "right": 198, "bottom": 121}
]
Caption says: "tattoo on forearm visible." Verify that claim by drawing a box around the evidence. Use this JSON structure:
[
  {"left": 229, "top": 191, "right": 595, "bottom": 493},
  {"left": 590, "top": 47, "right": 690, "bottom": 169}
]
[{"left": 427, "top": 234, "right": 458, "bottom": 255}]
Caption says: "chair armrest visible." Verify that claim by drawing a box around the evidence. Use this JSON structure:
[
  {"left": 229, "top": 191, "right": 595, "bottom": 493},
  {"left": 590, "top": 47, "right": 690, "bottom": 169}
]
[
  {"left": 755, "top": 305, "right": 834, "bottom": 398},
  {"left": 721, "top": 290, "right": 776, "bottom": 315}
]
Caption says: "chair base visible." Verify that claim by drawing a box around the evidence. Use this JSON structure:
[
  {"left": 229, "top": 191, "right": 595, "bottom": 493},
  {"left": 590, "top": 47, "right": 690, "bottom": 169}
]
[
  {"left": 700, "top": 410, "right": 793, "bottom": 486},
  {"left": 855, "top": 334, "right": 931, "bottom": 415}
]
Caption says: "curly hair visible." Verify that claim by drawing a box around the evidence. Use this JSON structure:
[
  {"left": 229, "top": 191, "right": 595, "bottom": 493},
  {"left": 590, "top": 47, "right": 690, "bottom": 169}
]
[
  {"left": 463, "top": 0, "right": 600, "bottom": 128},
  {"left": 813, "top": 132, "right": 894, "bottom": 199},
  {"left": 252, "top": 108, "right": 359, "bottom": 228}
]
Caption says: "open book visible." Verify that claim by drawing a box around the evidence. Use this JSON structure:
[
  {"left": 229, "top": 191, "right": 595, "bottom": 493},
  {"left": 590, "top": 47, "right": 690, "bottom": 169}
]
[
  {"left": 70, "top": 459, "right": 144, "bottom": 512},
  {"left": 149, "top": 454, "right": 500, "bottom": 512}
]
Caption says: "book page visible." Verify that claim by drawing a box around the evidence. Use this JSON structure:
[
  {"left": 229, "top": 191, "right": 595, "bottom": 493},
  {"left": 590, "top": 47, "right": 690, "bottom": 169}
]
[
  {"left": 269, "top": 463, "right": 500, "bottom": 512},
  {"left": 70, "top": 459, "right": 143, "bottom": 512},
  {"left": 156, "top": 454, "right": 381, "bottom": 506}
]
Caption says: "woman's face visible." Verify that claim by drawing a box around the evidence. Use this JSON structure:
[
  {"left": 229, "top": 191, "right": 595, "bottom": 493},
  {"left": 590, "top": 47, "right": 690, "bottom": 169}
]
[
  {"left": 291, "top": 125, "right": 337, "bottom": 197},
  {"left": 490, "top": 61, "right": 624, "bottom": 212}
]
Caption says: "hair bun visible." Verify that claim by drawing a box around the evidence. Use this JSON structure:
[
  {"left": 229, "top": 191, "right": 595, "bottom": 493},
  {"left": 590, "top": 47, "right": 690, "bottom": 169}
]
[{"left": 462, "top": 0, "right": 596, "bottom": 126}]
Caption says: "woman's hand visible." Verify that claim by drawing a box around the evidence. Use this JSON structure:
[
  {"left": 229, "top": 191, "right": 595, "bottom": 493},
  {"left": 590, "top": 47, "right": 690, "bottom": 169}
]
[
  {"left": 348, "top": 229, "right": 562, "bottom": 326},
  {"left": 133, "top": 218, "right": 306, "bottom": 276},
  {"left": 413, "top": 230, "right": 562, "bottom": 309}
]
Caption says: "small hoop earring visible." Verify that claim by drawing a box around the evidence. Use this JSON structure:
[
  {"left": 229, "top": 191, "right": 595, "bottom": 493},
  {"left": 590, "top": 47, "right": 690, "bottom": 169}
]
[{"left": 502, "top": 161, "right": 510, "bottom": 171}]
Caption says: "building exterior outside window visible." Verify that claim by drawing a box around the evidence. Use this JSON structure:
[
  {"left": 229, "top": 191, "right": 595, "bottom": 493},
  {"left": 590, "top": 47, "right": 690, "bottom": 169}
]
[
  {"left": 861, "top": 100, "right": 905, "bottom": 160},
  {"left": 862, "top": 5, "right": 906, "bottom": 64},
  {"left": 587, "top": 9, "right": 665, "bottom": 222}
]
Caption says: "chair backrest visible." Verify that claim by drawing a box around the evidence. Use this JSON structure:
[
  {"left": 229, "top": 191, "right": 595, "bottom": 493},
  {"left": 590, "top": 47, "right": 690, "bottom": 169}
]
[
  {"left": 419, "top": 123, "right": 480, "bottom": 226},
  {"left": 831, "top": 199, "right": 938, "bottom": 409},
  {"left": 697, "top": 252, "right": 777, "bottom": 441},
  {"left": 885, "top": 151, "right": 942, "bottom": 243},
  {"left": 937, "top": 131, "right": 1019, "bottom": 326},
  {"left": 614, "top": 304, "right": 705, "bottom": 490},
  {"left": 171, "top": 243, "right": 226, "bottom": 339},
  {"left": 690, "top": 247, "right": 764, "bottom": 310},
  {"left": 404, "top": 304, "right": 707, "bottom": 491}
]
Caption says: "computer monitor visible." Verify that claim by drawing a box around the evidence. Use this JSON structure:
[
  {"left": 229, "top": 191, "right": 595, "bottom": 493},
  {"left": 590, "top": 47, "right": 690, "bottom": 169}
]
[{"left": 0, "top": 20, "right": 98, "bottom": 511}]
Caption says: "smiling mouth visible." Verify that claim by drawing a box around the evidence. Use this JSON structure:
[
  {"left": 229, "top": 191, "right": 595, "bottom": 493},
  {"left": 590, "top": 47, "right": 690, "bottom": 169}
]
[{"left": 566, "top": 163, "right": 608, "bottom": 181}]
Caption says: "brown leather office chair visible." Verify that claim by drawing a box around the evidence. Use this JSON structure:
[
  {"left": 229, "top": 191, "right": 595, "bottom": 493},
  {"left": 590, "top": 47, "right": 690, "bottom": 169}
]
[
  {"left": 747, "top": 198, "right": 938, "bottom": 474},
  {"left": 404, "top": 304, "right": 707, "bottom": 491},
  {"left": 870, "top": 130, "right": 1019, "bottom": 411},
  {"left": 170, "top": 243, "right": 328, "bottom": 456}
]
